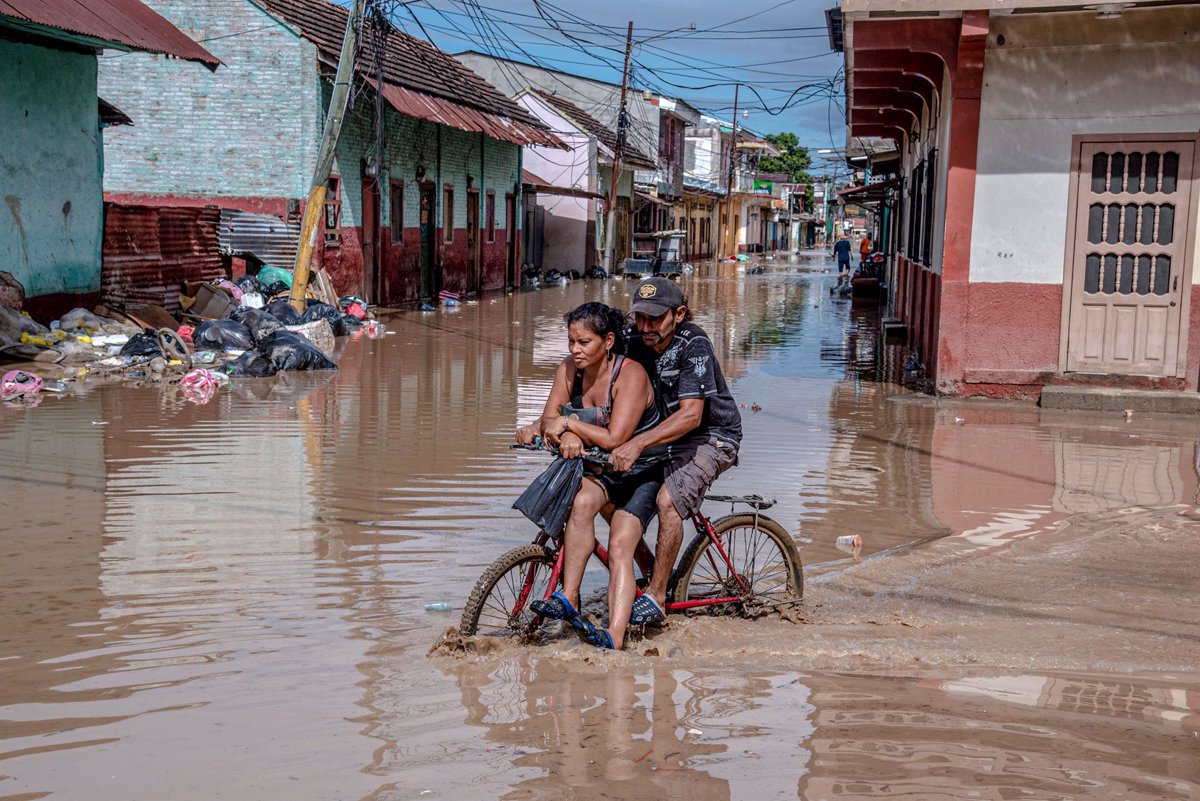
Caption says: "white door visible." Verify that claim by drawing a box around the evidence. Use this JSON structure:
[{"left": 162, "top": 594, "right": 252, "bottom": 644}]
[{"left": 1064, "top": 138, "right": 1197, "bottom": 376}]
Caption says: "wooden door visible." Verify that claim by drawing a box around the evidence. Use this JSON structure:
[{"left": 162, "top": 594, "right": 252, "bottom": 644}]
[
  {"left": 419, "top": 182, "right": 436, "bottom": 299},
  {"left": 361, "top": 172, "right": 381, "bottom": 304},
  {"left": 466, "top": 190, "right": 480, "bottom": 294},
  {"left": 505, "top": 193, "right": 517, "bottom": 288},
  {"left": 1063, "top": 137, "right": 1198, "bottom": 376}
]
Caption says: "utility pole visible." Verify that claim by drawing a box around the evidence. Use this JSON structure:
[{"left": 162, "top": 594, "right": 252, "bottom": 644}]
[
  {"left": 602, "top": 20, "right": 634, "bottom": 276},
  {"left": 289, "top": 0, "right": 368, "bottom": 312},
  {"left": 722, "top": 83, "right": 739, "bottom": 261}
]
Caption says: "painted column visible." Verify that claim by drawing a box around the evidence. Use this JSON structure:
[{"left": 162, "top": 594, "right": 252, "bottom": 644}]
[{"left": 934, "top": 11, "right": 989, "bottom": 391}]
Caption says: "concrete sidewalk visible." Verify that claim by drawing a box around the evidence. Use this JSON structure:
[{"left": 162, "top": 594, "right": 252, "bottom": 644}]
[{"left": 1040, "top": 385, "right": 1200, "bottom": 415}]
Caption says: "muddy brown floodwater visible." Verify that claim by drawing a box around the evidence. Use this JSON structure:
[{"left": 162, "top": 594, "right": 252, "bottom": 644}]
[{"left": 2, "top": 254, "right": 1198, "bottom": 800}]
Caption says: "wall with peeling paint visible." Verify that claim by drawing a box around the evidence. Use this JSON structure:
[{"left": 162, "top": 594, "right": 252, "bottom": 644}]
[
  {"left": 0, "top": 38, "right": 103, "bottom": 298},
  {"left": 97, "top": 0, "right": 320, "bottom": 201}
]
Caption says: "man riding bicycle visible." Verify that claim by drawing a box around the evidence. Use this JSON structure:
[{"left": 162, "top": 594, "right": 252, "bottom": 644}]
[{"left": 610, "top": 277, "right": 743, "bottom": 626}]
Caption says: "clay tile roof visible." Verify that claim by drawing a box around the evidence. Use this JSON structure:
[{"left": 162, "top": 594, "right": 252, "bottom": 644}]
[
  {"left": 0, "top": 0, "right": 220, "bottom": 67},
  {"left": 255, "top": 0, "right": 547, "bottom": 132},
  {"left": 527, "top": 88, "right": 657, "bottom": 170}
]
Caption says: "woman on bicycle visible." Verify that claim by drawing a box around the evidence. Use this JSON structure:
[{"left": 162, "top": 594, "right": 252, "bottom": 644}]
[{"left": 515, "top": 302, "right": 662, "bottom": 650}]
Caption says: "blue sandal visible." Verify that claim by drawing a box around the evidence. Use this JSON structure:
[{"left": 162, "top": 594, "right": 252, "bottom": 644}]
[
  {"left": 629, "top": 593, "right": 666, "bottom": 626},
  {"left": 530, "top": 591, "right": 581, "bottom": 621},
  {"left": 573, "top": 616, "right": 617, "bottom": 650}
]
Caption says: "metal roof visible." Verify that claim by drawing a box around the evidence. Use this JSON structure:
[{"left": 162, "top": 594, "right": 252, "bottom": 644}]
[
  {"left": 525, "top": 88, "right": 657, "bottom": 169},
  {"left": 0, "top": 0, "right": 219, "bottom": 67},
  {"left": 376, "top": 82, "right": 563, "bottom": 149},
  {"left": 255, "top": 0, "right": 552, "bottom": 136}
]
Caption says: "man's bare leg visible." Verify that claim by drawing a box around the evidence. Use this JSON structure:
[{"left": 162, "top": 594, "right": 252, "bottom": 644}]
[{"left": 645, "top": 484, "right": 683, "bottom": 607}]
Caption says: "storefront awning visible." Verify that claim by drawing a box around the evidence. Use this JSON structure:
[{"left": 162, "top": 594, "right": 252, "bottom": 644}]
[
  {"left": 634, "top": 191, "right": 671, "bottom": 207},
  {"left": 522, "top": 169, "right": 604, "bottom": 200},
  {"left": 837, "top": 177, "right": 900, "bottom": 205}
]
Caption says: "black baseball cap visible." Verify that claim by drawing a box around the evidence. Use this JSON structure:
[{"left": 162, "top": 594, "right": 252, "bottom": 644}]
[{"left": 630, "top": 277, "right": 684, "bottom": 316}]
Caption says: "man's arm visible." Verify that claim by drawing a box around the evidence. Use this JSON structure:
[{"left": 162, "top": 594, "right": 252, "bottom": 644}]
[{"left": 609, "top": 398, "right": 703, "bottom": 471}]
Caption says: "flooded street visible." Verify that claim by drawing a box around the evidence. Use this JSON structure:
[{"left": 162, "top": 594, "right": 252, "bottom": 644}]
[{"left": 3, "top": 255, "right": 1199, "bottom": 800}]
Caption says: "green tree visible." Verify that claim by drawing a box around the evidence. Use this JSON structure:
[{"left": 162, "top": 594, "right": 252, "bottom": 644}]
[{"left": 758, "top": 132, "right": 812, "bottom": 184}]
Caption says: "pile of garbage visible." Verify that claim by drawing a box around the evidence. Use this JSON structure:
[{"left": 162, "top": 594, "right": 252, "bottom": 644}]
[{"left": 1, "top": 269, "right": 383, "bottom": 408}]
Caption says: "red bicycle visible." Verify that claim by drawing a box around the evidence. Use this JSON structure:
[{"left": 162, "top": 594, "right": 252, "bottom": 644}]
[{"left": 459, "top": 445, "right": 804, "bottom": 638}]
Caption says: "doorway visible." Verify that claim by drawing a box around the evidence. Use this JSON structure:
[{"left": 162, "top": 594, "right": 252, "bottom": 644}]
[
  {"left": 505, "top": 193, "right": 517, "bottom": 288},
  {"left": 466, "top": 190, "right": 481, "bottom": 295},
  {"left": 1062, "top": 135, "right": 1198, "bottom": 377},
  {"left": 361, "top": 169, "right": 381, "bottom": 304},
  {"left": 419, "top": 182, "right": 436, "bottom": 300}
]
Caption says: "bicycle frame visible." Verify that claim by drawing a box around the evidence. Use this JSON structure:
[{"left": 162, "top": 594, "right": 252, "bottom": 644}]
[{"left": 519, "top": 511, "right": 750, "bottom": 625}]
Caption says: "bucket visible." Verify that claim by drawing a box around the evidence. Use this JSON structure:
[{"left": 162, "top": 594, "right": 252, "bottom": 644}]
[{"left": 284, "top": 319, "right": 335, "bottom": 357}]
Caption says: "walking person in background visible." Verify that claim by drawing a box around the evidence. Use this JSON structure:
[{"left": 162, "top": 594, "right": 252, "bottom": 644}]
[
  {"left": 832, "top": 234, "right": 852, "bottom": 286},
  {"left": 859, "top": 234, "right": 873, "bottom": 269}
]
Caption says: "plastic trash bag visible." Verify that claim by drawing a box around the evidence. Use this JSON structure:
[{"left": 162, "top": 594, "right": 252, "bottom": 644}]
[
  {"left": 119, "top": 331, "right": 162, "bottom": 358},
  {"left": 263, "top": 299, "right": 302, "bottom": 325},
  {"left": 257, "top": 264, "right": 293, "bottom": 288},
  {"left": 222, "top": 350, "right": 278, "bottom": 378},
  {"left": 260, "top": 280, "right": 289, "bottom": 297},
  {"left": 300, "top": 302, "right": 340, "bottom": 324},
  {"left": 228, "top": 307, "right": 283, "bottom": 345},
  {"left": 512, "top": 456, "right": 585, "bottom": 540},
  {"left": 193, "top": 319, "right": 255, "bottom": 351},
  {"left": 234, "top": 275, "right": 264, "bottom": 295},
  {"left": 330, "top": 314, "right": 363, "bottom": 336},
  {"left": 257, "top": 330, "right": 338, "bottom": 372}
]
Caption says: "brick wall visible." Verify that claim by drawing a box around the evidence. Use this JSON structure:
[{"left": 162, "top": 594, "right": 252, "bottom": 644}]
[{"left": 97, "top": 0, "right": 319, "bottom": 201}]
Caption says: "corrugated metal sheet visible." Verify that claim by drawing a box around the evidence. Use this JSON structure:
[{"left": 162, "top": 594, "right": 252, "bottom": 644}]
[
  {"left": 102, "top": 204, "right": 223, "bottom": 314},
  {"left": 378, "top": 82, "right": 563, "bottom": 148},
  {"left": 218, "top": 209, "right": 299, "bottom": 267},
  {"left": 255, "top": 0, "right": 554, "bottom": 136},
  {"left": 0, "top": 0, "right": 220, "bottom": 67}
]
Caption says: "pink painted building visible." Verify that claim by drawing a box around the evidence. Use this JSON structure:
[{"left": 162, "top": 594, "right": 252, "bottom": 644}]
[{"left": 831, "top": 1, "right": 1200, "bottom": 398}]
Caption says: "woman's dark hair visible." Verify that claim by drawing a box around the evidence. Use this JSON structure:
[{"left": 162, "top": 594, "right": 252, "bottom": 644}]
[{"left": 565, "top": 302, "right": 627, "bottom": 354}]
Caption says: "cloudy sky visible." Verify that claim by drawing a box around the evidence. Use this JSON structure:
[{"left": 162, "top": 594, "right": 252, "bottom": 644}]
[{"left": 394, "top": 0, "right": 846, "bottom": 151}]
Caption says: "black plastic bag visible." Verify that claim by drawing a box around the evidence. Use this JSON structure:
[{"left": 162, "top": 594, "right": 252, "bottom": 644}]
[
  {"left": 120, "top": 331, "right": 161, "bottom": 358},
  {"left": 263, "top": 299, "right": 302, "bottom": 325},
  {"left": 260, "top": 280, "right": 289, "bottom": 297},
  {"left": 194, "top": 319, "right": 255, "bottom": 351},
  {"left": 228, "top": 307, "right": 283, "bottom": 345},
  {"left": 222, "top": 350, "right": 278, "bottom": 377},
  {"left": 234, "top": 275, "right": 264, "bottom": 295},
  {"left": 330, "top": 314, "right": 363, "bottom": 336},
  {"left": 512, "top": 457, "right": 584, "bottom": 539},
  {"left": 300, "top": 302, "right": 340, "bottom": 324},
  {"left": 257, "top": 330, "right": 338, "bottom": 371}
]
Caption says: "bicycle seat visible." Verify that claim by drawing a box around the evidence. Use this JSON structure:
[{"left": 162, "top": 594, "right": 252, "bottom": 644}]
[{"left": 705, "top": 494, "right": 776, "bottom": 510}]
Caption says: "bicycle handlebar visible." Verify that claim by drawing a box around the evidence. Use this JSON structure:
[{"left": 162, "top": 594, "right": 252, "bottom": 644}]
[{"left": 510, "top": 438, "right": 611, "bottom": 467}]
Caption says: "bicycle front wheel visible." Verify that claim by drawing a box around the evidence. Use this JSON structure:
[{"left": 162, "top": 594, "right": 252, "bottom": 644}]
[
  {"left": 668, "top": 513, "right": 803, "bottom": 613},
  {"left": 460, "top": 544, "right": 557, "bottom": 637}
]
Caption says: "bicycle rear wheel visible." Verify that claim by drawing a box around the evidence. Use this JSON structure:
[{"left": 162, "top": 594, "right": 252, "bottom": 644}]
[
  {"left": 460, "top": 544, "right": 557, "bottom": 637},
  {"left": 668, "top": 513, "right": 803, "bottom": 614}
]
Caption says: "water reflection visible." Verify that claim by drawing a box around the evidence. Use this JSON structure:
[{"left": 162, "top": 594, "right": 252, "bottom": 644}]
[
  {"left": 453, "top": 658, "right": 812, "bottom": 800},
  {"left": 1, "top": 256, "right": 1198, "bottom": 799}
]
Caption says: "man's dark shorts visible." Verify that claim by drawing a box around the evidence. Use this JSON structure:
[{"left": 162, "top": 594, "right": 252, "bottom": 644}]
[
  {"left": 596, "top": 462, "right": 666, "bottom": 532},
  {"left": 665, "top": 438, "right": 738, "bottom": 518}
]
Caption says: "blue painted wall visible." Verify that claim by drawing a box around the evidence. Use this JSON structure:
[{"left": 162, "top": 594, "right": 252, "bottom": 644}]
[{"left": 0, "top": 37, "right": 103, "bottom": 297}]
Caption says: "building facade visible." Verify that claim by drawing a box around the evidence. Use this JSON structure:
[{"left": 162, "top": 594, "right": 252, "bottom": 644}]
[
  {"left": 832, "top": 0, "right": 1200, "bottom": 397},
  {"left": 0, "top": 0, "right": 216, "bottom": 319},
  {"left": 99, "top": 0, "right": 558, "bottom": 306}
]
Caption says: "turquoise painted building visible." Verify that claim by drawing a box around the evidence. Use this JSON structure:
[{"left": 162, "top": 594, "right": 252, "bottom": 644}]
[{"left": 0, "top": 0, "right": 217, "bottom": 319}]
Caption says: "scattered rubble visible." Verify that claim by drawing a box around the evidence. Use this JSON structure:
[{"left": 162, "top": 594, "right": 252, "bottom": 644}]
[{"left": 0, "top": 269, "right": 383, "bottom": 408}]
